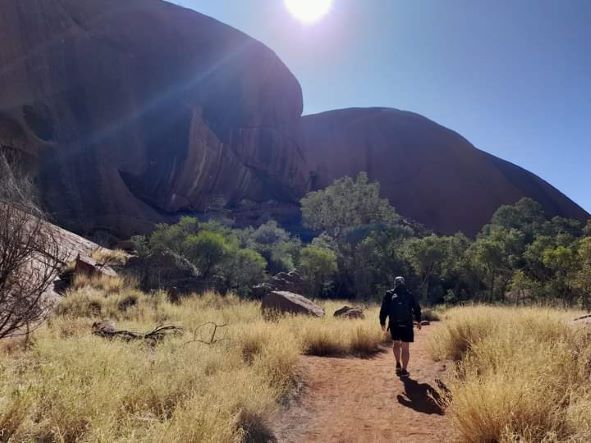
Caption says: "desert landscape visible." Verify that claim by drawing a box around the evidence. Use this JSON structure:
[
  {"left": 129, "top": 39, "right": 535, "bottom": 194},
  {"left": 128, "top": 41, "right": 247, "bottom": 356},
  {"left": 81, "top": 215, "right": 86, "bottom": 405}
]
[{"left": 1, "top": 0, "right": 590, "bottom": 442}]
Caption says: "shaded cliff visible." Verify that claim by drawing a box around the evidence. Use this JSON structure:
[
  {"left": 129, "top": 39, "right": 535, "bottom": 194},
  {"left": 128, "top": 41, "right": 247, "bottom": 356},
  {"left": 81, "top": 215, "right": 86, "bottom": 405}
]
[{"left": 0, "top": 0, "right": 306, "bottom": 238}]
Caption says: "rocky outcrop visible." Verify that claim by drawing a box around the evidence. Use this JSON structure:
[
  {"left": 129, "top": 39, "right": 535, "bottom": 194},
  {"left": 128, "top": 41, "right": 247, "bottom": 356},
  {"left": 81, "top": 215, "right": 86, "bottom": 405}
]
[
  {"left": 74, "top": 255, "right": 117, "bottom": 278},
  {"left": 300, "top": 108, "right": 589, "bottom": 236},
  {"left": 252, "top": 271, "right": 306, "bottom": 299},
  {"left": 261, "top": 291, "right": 325, "bottom": 317},
  {"left": 0, "top": 0, "right": 305, "bottom": 238},
  {"left": 1, "top": 0, "right": 587, "bottom": 238}
]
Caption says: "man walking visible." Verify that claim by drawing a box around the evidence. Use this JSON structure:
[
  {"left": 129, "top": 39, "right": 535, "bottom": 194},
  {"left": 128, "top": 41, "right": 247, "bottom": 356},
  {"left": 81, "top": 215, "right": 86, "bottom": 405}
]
[{"left": 379, "top": 276, "right": 422, "bottom": 377}]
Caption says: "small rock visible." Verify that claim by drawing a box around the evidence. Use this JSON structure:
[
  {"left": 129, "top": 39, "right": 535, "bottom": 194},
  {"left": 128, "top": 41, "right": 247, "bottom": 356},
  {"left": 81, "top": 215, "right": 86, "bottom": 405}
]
[
  {"left": 75, "top": 255, "right": 117, "bottom": 278},
  {"left": 334, "top": 306, "right": 365, "bottom": 319}
]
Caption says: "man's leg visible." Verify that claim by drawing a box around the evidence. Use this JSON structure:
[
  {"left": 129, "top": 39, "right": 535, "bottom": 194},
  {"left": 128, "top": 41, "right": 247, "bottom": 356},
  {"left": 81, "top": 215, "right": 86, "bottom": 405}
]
[
  {"left": 392, "top": 340, "right": 402, "bottom": 366},
  {"left": 401, "top": 342, "right": 410, "bottom": 370}
]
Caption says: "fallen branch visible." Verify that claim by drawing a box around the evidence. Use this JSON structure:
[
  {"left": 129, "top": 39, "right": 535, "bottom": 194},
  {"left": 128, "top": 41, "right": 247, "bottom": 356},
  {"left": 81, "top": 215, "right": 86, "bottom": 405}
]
[
  {"left": 186, "top": 322, "right": 228, "bottom": 345},
  {"left": 92, "top": 321, "right": 183, "bottom": 343}
]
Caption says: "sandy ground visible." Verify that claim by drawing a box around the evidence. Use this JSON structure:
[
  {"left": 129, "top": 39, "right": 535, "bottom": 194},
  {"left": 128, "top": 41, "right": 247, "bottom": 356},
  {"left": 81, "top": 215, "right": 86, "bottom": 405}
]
[{"left": 272, "top": 325, "right": 452, "bottom": 443}]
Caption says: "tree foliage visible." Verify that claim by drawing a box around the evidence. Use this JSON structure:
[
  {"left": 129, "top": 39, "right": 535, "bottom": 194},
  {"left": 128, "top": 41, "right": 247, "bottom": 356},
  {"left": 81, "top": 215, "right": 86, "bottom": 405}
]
[
  {"left": 135, "top": 172, "right": 590, "bottom": 308},
  {"left": 299, "top": 246, "right": 337, "bottom": 296},
  {"left": 301, "top": 172, "right": 398, "bottom": 237}
]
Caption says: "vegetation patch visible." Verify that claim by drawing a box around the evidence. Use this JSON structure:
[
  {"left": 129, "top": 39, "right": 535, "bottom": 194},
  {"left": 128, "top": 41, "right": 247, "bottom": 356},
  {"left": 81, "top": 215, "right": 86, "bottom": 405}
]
[
  {"left": 0, "top": 282, "right": 385, "bottom": 441},
  {"left": 430, "top": 306, "right": 591, "bottom": 442}
]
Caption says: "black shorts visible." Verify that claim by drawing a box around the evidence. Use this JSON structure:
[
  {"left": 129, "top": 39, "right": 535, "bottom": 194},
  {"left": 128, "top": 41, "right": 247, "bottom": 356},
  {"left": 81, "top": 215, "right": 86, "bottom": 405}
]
[{"left": 389, "top": 324, "right": 414, "bottom": 343}]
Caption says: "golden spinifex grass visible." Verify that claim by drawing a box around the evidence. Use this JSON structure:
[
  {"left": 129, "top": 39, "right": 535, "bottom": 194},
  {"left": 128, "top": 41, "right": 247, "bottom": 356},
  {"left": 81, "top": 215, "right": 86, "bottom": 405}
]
[
  {"left": 0, "top": 280, "right": 384, "bottom": 442},
  {"left": 430, "top": 306, "right": 591, "bottom": 442}
]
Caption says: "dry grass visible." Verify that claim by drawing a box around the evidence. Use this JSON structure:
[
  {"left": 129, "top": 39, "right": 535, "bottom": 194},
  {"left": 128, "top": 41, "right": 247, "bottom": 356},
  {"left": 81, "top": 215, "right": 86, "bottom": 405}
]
[
  {"left": 91, "top": 248, "right": 129, "bottom": 266},
  {"left": 0, "top": 285, "right": 384, "bottom": 442},
  {"left": 430, "top": 306, "right": 591, "bottom": 442}
]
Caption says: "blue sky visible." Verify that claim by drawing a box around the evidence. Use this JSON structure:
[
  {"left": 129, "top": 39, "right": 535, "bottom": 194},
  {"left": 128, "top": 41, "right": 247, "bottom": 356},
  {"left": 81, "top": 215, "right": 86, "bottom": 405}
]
[{"left": 170, "top": 0, "right": 590, "bottom": 213}]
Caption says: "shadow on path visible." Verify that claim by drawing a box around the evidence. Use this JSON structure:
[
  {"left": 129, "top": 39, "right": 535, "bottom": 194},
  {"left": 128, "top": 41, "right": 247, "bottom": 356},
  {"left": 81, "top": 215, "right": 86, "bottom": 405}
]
[{"left": 396, "top": 376, "right": 444, "bottom": 415}]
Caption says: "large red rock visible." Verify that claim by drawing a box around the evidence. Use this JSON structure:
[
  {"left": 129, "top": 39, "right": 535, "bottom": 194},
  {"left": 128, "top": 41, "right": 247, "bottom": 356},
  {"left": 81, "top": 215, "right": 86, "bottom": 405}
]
[
  {"left": 299, "top": 108, "right": 589, "bottom": 236},
  {"left": 0, "top": 0, "right": 305, "bottom": 238},
  {"left": 0, "top": 1, "right": 587, "bottom": 238}
]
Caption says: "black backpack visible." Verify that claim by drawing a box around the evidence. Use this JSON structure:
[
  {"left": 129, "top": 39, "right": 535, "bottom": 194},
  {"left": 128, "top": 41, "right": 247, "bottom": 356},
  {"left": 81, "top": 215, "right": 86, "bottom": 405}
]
[{"left": 387, "top": 288, "right": 414, "bottom": 326}]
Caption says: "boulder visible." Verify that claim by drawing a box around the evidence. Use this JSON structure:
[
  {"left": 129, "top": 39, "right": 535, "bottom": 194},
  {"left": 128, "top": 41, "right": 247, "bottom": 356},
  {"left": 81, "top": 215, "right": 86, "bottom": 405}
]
[
  {"left": 270, "top": 271, "right": 306, "bottom": 293},
  {"left": 334, "top": 306, "right": 365, "bottom": 320},
  {"left": 251, "top": 283, "right": 274, "bottom": 299},
  {"left": 261, "top": 291, "right": 324, "bottom": 318},
  {"left": 251, "top": 270, "right": 306, "bottom": 299},
  {"left": 74, "top": 255, "right": 117, "bottom": 278}
]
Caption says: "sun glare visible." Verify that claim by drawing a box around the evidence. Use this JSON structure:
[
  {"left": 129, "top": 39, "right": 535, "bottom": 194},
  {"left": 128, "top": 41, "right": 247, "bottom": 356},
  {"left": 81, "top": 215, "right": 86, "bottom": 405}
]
[{"left": 285, "top": 0, "right": 333, "bottom": 24}]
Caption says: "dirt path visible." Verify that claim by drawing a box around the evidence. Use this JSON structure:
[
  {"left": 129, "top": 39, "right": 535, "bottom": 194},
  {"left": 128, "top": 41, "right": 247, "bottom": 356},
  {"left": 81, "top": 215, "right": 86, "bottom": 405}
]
[{"left": 272, "top": 325, "right": 451, "bottom": 443}]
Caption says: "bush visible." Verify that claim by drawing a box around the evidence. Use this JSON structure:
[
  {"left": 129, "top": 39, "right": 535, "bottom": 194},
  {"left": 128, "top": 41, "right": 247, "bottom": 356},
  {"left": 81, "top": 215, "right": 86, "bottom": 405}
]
[
  {"left": 299, "top": 245, "right": 337, "bottom": 296},
  {"left": 222, "top": 248, "right": 266, "bottom": 296},
  {"left": 184, "top": 230, "right": 231, "bottom": 278}
]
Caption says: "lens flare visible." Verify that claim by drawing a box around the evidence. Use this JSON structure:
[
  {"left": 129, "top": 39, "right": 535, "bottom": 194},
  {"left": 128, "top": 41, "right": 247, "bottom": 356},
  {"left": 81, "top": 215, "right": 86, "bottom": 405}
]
[{"left": 285, "top": 0, "right": 333, "bottom": 23}]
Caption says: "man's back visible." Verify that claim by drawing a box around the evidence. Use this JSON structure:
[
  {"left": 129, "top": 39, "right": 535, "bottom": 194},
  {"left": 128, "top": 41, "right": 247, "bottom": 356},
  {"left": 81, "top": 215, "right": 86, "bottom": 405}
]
[{"left": 380, "top": 286, "right": 421, "bottom": 328}]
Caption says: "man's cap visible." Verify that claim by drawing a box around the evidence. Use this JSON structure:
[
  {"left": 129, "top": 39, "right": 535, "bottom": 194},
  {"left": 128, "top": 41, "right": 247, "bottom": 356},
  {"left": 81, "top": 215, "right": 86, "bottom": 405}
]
[{"left": 394, "top": 276, "right": 405, "bottom": 286}]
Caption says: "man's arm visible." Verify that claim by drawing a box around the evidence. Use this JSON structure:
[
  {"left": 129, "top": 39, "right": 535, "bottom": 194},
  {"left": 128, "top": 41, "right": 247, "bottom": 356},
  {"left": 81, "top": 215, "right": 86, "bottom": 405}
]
[{"left": 379, "top": 292, "right": 390, "bottom": 330}]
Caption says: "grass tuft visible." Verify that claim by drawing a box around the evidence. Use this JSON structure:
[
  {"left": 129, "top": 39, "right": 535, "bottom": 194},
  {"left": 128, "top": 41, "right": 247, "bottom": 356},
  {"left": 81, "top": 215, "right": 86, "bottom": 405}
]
[{"left": 430, "top": 306, "right": 591, "bottom": 442}]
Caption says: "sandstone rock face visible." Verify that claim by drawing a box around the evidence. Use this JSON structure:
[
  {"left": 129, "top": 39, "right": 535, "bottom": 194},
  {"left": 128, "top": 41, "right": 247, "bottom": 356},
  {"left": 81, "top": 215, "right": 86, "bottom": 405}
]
[
  {"left": 300, "top": 108, "right": 589, "bottom": 236},
  {"left": 261, "top": 291, "right": 325, "bottom": 317},
  {"left": 0, "top": 0, "right": 587, "bottom": 238},
  {"left": 0, "top": 0, "right": 305, "bottom": 238}
]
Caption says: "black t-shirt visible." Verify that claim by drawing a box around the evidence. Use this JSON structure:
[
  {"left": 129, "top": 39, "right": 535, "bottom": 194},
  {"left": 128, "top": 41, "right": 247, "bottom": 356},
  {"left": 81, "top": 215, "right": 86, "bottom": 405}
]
[{"left": 379, "top": 286, "right": 421, "bottom": 328}]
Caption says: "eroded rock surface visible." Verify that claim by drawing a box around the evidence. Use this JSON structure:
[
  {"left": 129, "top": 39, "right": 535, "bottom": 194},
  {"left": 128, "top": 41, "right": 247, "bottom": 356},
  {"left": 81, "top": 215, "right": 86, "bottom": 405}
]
[{"left": 0, "top": 0, "right": 305, "bottom": 238}]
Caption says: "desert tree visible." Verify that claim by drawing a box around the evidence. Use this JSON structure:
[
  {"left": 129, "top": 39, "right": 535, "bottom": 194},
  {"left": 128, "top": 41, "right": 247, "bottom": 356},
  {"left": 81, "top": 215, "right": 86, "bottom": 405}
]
[
  {"left": 0, "top": 152, "right": 65, "bottom": 339},
  {"left": 404, "top": 235, "right": 449, "bottom": 302},
  {"left": 299, "top": 245, "right": 337, "bottom": 297},
  {"left": 300, "top": 172, "right": 399, "bottom": 238}
]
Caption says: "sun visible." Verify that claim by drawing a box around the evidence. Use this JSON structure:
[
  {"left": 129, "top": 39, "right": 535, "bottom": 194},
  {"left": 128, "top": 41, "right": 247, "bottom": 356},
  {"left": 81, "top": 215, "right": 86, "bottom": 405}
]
[{"left": 285, "top": 0, "right": 333, "bottom": 24}]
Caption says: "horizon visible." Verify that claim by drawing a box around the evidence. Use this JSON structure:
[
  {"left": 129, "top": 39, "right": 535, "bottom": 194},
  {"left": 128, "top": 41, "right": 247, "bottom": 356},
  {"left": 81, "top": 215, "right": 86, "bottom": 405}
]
[{"left": 171, "top": 0, "right": 590, "bottom": 214}]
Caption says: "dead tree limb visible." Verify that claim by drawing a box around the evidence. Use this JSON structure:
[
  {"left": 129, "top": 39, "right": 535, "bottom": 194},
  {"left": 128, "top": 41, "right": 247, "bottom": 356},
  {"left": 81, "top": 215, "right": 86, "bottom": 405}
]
[
  {"left": 92, "top": 321, "right": 184, "bottom": 343},
  {"left": 185, "top": 322, "right": 228, "bottom": 345}
]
